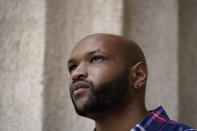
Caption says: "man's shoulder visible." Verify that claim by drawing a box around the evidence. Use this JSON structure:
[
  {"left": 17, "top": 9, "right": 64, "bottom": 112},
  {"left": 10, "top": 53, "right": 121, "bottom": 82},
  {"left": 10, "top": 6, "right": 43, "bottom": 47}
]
[
  {"left": 160, "top": 120, "right": 196, "bottom": 131},
  {"left": 136, "top": 106, "right": 196, "bottom": 131}
]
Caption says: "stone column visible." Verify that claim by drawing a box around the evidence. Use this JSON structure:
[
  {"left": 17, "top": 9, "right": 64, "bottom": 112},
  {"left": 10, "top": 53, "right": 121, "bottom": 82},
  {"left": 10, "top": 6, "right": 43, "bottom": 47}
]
[
  {"left": 179, "top": 0, "right": 197, "bottom": 128},
  {"left": 123, "top": 0, "right": 179, "bottom": 120},
  {"left": 43, "top": 0, "right": 123, "bottom": 131},
  {"left": 0, "top": 0, "right": 45, "bottom": 131}
]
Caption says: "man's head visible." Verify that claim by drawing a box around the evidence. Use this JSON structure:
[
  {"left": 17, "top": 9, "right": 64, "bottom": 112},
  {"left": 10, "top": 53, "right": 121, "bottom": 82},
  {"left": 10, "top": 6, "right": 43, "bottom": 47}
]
[{"left": 67, "top": 33, "right": 148, "bottom": 118}]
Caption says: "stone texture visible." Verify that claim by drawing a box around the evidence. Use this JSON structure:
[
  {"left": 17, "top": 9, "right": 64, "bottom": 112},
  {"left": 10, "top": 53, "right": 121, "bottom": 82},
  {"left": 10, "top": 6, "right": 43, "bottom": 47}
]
[
  {"left": 123, "top": 0, "right": 179, "bottom": 120},
  {"left": 0, "top": 0, "right": 45, "bottom": 131},
  {"left": 179, "top": 0, "right": 197, "bottom": 128},
  {"left": 43, "top": 0, "right": 123, "bottom": 131},
  {"left": 0, "top": 0, "right": 197, "bottom": 131}
]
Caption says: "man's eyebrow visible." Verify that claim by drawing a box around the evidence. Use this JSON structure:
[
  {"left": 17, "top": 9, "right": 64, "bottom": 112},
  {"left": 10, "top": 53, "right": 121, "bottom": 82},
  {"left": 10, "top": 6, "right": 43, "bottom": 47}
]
[
  {"left": 67, "top": 49, "right": 104, "bottom": 65},
  {"left": 87, "top": 49, "right": 102, "bottom": 56}
]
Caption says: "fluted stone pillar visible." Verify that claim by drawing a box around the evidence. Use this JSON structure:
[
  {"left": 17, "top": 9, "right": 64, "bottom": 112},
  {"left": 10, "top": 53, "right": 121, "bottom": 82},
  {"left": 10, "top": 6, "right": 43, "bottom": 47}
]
[
  {"left": 0, "top": 0, "right": 45, "bottom": 131},
  {"left": 179, "top": 0, "right": 197, "bottom": 128},
  {"left": 43, "top": 0, "right": 123, "bottom": 131},
  {"left": 123, "top": 0, "right": 179, "bottom": 120},
  {"left": 1, "top": 0, "right": 197, "bottom": 131}
]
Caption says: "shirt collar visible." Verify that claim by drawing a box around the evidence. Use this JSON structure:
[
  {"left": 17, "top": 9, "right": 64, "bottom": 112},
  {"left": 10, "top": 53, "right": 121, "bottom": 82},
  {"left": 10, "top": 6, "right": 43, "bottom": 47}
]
[
  {"left": 93, "top": 106, "right": 170, "bottom": 131},
  {"left": 131, "top": 106, "right": 170, "bottom": 131}
]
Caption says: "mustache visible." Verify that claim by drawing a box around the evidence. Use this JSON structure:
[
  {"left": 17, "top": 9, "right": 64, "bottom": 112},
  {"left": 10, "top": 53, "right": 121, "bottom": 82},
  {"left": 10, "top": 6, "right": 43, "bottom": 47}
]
[
  {"left": 71, "top": 77, "right": 94, "bottom": 90},
  {"left": 72, "top": 77, "right": 94, "bottom": 88},
  {"left": 70, "top": 77, "right": 94, "bottom": 97}
]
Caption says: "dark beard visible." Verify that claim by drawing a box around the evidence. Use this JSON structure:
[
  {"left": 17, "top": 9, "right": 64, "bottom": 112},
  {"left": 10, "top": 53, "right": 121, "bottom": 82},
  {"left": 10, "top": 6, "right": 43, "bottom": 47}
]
[{"left": 71, "top": 68, "right": 130, "bottom": 117}]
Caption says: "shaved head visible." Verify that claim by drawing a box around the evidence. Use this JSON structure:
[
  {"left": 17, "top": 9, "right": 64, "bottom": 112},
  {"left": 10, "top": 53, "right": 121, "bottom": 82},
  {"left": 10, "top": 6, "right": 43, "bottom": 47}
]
[
  {"left": 68, "top": 33, "right": 148, "bottom": 118},
  {"left": 74, "top": 33, "right": 146, "bottom": 67}
]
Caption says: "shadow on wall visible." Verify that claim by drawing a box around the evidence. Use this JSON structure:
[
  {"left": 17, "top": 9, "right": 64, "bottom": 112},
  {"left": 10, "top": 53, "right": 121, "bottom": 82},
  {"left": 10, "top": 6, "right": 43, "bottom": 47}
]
[
  {"left": 42, "top": 0, "right": 69, "bottom": 131},
  {"left": 178, "top": 0, "right": 197, "bottom": 128}
]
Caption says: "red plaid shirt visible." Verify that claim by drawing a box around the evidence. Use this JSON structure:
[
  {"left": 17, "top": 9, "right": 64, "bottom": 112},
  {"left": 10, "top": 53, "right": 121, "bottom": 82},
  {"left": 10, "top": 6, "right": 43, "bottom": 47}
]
[
  {"left": 94, "top": 106, "right": 196, "bottom": 131},
  {"left": 131, "top": 106, "right": 196, "bottom": 131}
]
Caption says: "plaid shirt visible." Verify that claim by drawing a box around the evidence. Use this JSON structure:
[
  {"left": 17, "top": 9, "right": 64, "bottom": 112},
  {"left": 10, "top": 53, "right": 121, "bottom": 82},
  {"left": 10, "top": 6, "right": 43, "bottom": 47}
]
[{"left": 94, "top": 106, "right": 196, "bottom": 131}]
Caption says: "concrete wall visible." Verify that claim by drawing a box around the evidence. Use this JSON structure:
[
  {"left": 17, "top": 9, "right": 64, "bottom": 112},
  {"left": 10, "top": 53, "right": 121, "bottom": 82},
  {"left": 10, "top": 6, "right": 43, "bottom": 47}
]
[
  {"left": 123, "top": 0, "right": 179, "bottom": 120},
  {"left": 179, "top": 0, "right": 197, "bottom": 127},
  {"left": 0, "top": 0, "right": 45, "bottom": 131},
  {"left": 0, "top": 0, "right": 196, "bottom": 131},
  {"left": 42, "top": 0, "right": 123, "bottom": 131}
]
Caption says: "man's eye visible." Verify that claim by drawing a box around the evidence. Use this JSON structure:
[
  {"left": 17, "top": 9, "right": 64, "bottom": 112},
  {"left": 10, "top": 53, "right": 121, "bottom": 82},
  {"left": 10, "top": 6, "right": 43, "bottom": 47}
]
[
  {"left": 69, "top": 65, "right": 77, "bottom": 72},
  {"left": 91, "top": 56, "right": 104, "bottom": 63}
]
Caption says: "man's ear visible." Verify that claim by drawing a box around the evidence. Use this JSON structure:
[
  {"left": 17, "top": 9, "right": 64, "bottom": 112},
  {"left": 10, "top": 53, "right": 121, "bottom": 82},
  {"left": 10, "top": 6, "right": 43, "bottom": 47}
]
[{"left": 130, "top": 62, "right": 148, "bottom": 89}]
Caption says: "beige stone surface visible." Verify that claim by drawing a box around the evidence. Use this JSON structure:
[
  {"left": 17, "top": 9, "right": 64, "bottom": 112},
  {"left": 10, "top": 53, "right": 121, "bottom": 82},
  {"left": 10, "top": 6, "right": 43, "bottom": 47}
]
[
  {"left": 179, "top": 0, "right": 197, "bottom": 128},
  {"left": 0, "top": 0, "right": 197, "bottom": 131},
  {"left": 123, "top": 0, "right": 179, "bottom": 120},
  {"left": 0, "top": 0, "right": 44, "bottom": 131},
  {"left": 43, "top": 0, "right": 123, "bottom": 131},
  {"left": 0, "top": 0, "right": 45, "bottom": 131}
]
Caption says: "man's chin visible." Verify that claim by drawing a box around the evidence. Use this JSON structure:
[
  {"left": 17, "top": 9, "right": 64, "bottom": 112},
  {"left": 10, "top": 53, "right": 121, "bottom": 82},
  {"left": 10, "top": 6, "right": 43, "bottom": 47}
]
[
  {"left": 71, "top": 98, "right": 89, "bottom": 117},
  {"left": 73, "top": 95, "right": 89, "bottom": 108},
  {"left": 71, "top": 97, "right": 100, "bottom": 118}
]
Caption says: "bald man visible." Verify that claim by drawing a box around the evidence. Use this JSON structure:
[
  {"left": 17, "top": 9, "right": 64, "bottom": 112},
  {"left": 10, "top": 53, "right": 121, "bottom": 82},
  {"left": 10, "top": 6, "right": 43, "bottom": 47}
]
[{"left": 67, "top": 34, "right": 195, "bottom": 131}]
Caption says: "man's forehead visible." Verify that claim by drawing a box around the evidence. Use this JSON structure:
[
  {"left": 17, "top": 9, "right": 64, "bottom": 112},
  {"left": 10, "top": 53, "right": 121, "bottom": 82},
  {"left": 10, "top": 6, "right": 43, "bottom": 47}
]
[{"left": 71, "top": 35, "right": 125, "bottom": 57}]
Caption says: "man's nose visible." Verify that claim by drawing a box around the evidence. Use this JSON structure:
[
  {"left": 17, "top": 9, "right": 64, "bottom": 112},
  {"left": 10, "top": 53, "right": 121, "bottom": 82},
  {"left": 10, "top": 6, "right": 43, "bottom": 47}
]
[{"left": 71, "top": 64, "right": 88, "bottom": 81}]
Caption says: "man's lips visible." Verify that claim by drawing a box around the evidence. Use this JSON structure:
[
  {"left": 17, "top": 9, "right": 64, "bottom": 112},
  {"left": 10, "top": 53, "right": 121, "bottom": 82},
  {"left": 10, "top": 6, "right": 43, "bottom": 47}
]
[{"left": 71, "top": 81, "right": 90, "bottom": 95}]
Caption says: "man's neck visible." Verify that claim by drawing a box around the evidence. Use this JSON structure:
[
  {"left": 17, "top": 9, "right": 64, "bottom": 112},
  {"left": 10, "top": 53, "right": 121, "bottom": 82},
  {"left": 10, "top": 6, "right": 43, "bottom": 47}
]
[{"left": 93, "top": 102, "right": 148, "bottom": 131}]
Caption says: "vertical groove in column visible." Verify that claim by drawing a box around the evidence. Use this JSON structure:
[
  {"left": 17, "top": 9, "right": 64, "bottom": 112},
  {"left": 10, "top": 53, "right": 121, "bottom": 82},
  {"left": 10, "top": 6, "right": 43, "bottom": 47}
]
[
  {"left": 43, "top": 0, "right": 124, "bottom": 131},
  {"left": 123, "top": 0, "right": 179, "bottom": 120},
  {"left": 178, "top": 0, "right": 197, "bottom": 128},
  {"left": 43, "top": 0, "right": 69, "bottom": 131},
  {"left": 122, "top": 0, "right": 132, "bottom": 38}
]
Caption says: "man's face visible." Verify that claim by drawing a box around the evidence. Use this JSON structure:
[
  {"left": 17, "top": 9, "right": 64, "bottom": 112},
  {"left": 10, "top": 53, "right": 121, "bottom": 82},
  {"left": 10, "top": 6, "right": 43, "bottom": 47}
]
[{"left": 67, "top": 36, "right": 131, "bottom": 116}]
